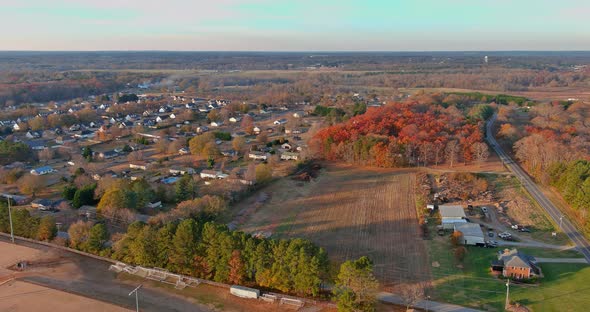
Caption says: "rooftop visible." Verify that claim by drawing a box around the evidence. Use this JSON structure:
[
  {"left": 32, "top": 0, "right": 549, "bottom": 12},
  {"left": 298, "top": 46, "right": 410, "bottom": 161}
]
[{"left": 439, "top": 205, "right": 466, "bottom": 218}]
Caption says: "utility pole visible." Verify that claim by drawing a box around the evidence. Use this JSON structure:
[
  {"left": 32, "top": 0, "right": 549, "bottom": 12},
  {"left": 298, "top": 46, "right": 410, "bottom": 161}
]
[
  {"left": 7, "top": 196, "right": 14, "bottom": 243},
  {"left": 505, "top": 279, "right": 510, "bottom": 310},
  {"left": 128, "top": 284, "right": 142, "bottom": 312},
  {"left": 559, "top": 215, "right": 564, "bottom": 230}
]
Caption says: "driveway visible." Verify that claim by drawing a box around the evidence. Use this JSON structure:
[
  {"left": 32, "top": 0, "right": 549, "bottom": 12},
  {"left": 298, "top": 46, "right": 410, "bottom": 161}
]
[{"left": 377, "top": 292, "right": 483, "bottom": 312}]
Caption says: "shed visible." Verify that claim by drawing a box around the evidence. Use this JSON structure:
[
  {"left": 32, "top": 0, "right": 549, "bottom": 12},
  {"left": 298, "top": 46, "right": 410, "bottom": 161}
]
[{"left": 454, "top": 223, "right": 485, "bottom": 245}]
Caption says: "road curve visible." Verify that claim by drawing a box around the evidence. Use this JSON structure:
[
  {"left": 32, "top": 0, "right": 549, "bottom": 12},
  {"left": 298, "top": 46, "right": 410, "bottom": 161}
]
[{"left": 486, "top": 114, "right": 590, "bottom": 264}]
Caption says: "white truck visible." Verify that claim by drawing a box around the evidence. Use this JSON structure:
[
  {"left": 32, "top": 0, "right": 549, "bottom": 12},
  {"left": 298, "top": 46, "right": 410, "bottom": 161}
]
[{"left": 230, "top": 285, "right": 260, "bottom": 299}]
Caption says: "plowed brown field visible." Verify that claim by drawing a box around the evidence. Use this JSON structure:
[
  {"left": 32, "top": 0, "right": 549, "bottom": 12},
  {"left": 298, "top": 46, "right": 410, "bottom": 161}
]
[{"left": 239, "top": 163, "right": 431, "bottom": 290}]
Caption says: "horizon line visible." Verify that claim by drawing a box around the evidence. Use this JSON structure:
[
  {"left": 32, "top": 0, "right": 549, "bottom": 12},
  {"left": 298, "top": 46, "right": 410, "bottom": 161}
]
[{"left": 2, "top": 49, "right": 590, "bottom": 53}]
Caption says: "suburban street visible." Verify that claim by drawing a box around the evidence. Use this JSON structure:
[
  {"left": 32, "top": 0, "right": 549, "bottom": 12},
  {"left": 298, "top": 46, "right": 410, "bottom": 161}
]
[{"left": 486, "top": 114, "right": 590, "bottom": 263}]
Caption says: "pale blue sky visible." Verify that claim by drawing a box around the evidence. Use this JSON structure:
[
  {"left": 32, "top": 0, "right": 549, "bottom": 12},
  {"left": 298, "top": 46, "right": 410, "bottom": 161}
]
[{"left": 1, "top": 0, "right": 588, "bottom": 51}]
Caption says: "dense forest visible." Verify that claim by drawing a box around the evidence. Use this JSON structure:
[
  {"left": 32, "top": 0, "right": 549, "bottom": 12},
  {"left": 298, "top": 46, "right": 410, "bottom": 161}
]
[
  {"left": 498, "top": 102, "right": 590, "bottom": 233},
  {"left": 310, "top": 101, "right": 487, "bottom": 167}
]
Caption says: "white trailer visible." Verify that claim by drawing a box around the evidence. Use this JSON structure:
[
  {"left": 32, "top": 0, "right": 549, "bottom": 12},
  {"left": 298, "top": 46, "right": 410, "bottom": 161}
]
[{"left": 230, "top": 285, "right": 260, "bottom": 299}]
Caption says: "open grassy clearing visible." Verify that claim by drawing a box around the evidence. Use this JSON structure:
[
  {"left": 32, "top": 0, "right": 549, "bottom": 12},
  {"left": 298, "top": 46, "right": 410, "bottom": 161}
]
[{"left": 236, "top": 163, "right": 431, "bottom": 290}]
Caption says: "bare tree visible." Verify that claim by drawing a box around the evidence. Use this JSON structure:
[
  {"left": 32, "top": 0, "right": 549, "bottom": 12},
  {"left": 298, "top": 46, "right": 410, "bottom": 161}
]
[
  {"left": 471, "top": 142, "right": 490, "bottom": 167},
  {"left": 445, "top": 140, "right": 460, "bottom": 167}
]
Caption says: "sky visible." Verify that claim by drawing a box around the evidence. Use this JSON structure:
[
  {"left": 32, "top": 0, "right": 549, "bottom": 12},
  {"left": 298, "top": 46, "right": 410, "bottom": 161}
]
[{"left": 1, "top": 0, "right": 589, "bottom": 51}]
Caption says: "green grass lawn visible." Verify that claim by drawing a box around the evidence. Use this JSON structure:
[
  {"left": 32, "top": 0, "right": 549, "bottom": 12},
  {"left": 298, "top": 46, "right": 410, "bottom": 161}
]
[{"left": 427, "top": 235, "right": 590, "bottom": 311}]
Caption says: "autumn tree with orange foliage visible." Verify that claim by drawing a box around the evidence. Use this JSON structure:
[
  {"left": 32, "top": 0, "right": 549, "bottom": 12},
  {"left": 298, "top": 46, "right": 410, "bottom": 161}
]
[{"left": 310, "top": 101, "right": 484, "bottom": 167}]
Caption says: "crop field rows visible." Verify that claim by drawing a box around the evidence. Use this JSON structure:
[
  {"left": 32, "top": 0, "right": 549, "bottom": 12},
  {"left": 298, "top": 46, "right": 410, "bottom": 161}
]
[{"left": 240, "top": 164, "right": 431, "bottom": 289}]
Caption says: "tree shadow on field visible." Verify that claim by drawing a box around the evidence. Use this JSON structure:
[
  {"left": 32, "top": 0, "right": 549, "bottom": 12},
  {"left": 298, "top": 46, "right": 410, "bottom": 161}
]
[{"left": 283, "top": 218, "right": 433, "bottom": 286}]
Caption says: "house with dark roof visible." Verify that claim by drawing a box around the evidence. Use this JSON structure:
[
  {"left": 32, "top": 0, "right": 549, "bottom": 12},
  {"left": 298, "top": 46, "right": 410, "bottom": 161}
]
[
  {"left": 492, "top": 249, "right": 541, "bottom": 279},
  {"left": 99, "top": 150, "right": 119, "bottom": 159},
  {"left": 25, "top": 140, "right": 47, "bottom": 150},
  {"left": 31, "top": 198, "right": 54, "bottom": 211}
]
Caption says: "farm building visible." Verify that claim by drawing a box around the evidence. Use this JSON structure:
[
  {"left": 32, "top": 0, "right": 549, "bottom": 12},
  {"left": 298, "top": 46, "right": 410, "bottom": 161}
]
[
  {"left": 454, "top": 223, "right": 485, "bottom": 245},
  {"left": 230, "top": 285, "right": 260, "bottom": 299},
  {"left": 439, "top": 205, "right": 467, "bottom": 229},
  {"left": 281, "top": 152, "right": 300, "bottom": 161},
  {"left": 30, "top": 166, "right": 54, "bottom": 176}
]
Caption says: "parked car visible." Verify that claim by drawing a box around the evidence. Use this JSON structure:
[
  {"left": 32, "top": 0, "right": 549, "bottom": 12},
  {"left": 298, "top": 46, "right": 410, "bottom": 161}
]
[
  {"left": 519, "top": 228, "right": 531, "bottom": 233},
  {"left": 485, "top": 241, "right": 498, "bottom": 248}
]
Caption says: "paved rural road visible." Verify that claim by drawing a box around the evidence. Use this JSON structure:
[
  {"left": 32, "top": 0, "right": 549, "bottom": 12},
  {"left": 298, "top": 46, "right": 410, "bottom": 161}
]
[
  {"left": 0, "top": 236, "right": 212, "bottom": 312},
  {"left": 378, "top": 292, "right": 483, "bottom": 312},
  {"left": 534, "top": 258, "right": 588, "bottom": 264},
  {"left": 486, "top": 114, "right": 590, "bottom": 264}
]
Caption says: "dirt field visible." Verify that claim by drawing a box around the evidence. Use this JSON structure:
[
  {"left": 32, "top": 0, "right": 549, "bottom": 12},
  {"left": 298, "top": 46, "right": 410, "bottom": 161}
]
[
  {"left": 237, "top": 164, "right": 431, "bottom": 290},
  {"left": 0, "top": 241, "right": 130, "bottom": 312},
  {"left": 0, "top": 280, "right": 130, "bottom": 312}
]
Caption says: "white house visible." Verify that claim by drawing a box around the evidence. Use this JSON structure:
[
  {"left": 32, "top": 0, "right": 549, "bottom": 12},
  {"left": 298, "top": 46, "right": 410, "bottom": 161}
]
[
  {"left": 229, "top": 116, "right": 242, "bottom": 123},
  {"left": 249, "top": 151, "right": 268, "bottom": 160},
  {"left": 30, "top": 166, "right": 54, "bottom": 176},
  {"left": 253, "top": 126, "right": 261, "bottom": 134},
  {"left": 129, "top": 163, "right": 148, "bottom": 171},
  {"left": 273, "top": 118, "right": 287, "bottom": 125},
  {"left": 210, "top": 121, "right": 223, "bottom": 127},
  {"left": 454, "top": 223, "right": 485, "bottom": 246},
  {"left": 197, "top": 126, "right": 209, "bottom": 133},
  {"left": 200, "top": 170, "right": 227, "bottom": 179},
  {"left": 170, "top": 168, "right": 195, "bottom": 175},
  {"left": 439, "top": 205, "right": 467, "bottom": 229},
  {"left": 281, "top": 152, "right": 299, "bottom": 161},
  {"left": 156, "top": 115, "right": 169, "bottom": 123}
]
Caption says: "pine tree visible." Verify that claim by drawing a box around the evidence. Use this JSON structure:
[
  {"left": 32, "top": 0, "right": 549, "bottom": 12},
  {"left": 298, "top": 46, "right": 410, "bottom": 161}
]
[
  {"left": 169, "top": 219, "right": 199, "bottom": 274},
  {"left": 86, "top": 223, "right": 109, "bottom": 254}
]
